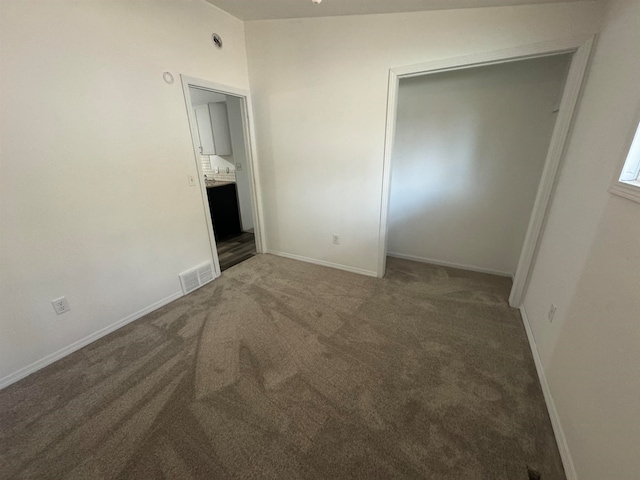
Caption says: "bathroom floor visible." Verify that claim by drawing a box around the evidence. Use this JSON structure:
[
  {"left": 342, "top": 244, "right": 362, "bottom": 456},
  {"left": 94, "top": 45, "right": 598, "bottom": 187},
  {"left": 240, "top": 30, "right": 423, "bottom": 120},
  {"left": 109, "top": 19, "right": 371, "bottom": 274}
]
[{"left": 217, "top": 231, "right": 256, "bottom": 271}]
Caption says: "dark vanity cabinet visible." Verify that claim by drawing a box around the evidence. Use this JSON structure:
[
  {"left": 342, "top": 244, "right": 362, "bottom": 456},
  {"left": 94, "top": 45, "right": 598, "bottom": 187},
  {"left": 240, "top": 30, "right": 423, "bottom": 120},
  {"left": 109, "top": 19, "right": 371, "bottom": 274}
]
[{"left": 206, "top": 183, "right": 242, "bottom": 241}]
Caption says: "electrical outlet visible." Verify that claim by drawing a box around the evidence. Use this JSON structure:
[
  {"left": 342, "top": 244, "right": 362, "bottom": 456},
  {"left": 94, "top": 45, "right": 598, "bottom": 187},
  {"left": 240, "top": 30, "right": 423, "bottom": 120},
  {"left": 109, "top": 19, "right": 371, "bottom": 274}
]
[
  {"left": 51, "top": 296, "right": 70, "bottom": 315},
  {"left": 236, "top": 163, "right": 243, "bottom": 171},
  {"left": 332, "top": 234, "right": 339, "bottom": 245},
  {"left": 548, "top": 304, "right": 557, "bottom": 322},
  {"left": 187, "top": 175, "right": 195, "bottom": 186}
]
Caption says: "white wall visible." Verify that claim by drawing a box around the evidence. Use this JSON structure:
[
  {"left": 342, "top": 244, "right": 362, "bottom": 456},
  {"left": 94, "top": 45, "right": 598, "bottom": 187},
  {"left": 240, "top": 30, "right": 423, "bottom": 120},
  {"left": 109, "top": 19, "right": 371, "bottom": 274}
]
[
  {"left": 244, "top": 2, "right": 603, "bottom": 275},
  {"left": 0, "top": 0, "right": 249, "bottom": 384},
  {"left": 522, "top": 1, "right": 640, "bottom": 478},
  {"left": 388, "top": 55, "right": 570, "bottom": 275},
  {"left": 227, "top": 96, "right": 255, "bottom": 231}
]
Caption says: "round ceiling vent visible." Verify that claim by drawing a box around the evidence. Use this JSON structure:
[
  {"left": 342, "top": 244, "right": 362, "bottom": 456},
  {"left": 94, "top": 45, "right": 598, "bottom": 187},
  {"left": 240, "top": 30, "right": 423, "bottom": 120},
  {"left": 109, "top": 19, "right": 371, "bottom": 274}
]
[{"left": 212, "top": 33, "right": 223, "bottom": 49}]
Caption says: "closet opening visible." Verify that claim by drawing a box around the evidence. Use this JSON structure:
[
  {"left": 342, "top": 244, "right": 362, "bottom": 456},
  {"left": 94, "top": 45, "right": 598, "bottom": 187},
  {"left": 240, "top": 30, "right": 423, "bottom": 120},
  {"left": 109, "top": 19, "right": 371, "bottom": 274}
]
[{"left": 377, "top": 37, "right": 594, "bottom": 307}]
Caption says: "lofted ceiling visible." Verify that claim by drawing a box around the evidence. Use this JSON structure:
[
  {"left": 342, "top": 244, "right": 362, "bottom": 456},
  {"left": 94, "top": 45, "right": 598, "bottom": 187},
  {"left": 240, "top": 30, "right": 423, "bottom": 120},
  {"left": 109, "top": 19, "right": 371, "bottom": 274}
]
[{"left": 204, "top": 0, "right": 598, "bottom": 21}]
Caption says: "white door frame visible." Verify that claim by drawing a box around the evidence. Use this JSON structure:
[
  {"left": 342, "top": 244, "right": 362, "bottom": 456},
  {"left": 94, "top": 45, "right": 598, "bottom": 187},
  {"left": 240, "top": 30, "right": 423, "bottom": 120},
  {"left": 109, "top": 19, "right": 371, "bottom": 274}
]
[
  {"left": 377, "top": 35, "right": 595, "bottom": 307},
  {"left": 181, "top": 75, "right": 266, "bottom": 277}
]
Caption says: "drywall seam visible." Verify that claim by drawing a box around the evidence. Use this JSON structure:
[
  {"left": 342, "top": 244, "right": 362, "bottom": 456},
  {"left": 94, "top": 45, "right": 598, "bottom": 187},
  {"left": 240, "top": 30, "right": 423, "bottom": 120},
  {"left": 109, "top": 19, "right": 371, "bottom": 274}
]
[
  {"left": 0, "top": 291, "right": 183, "bottom": 391},
  {"left": 266, "top": 250, "right": 377, "bottom": 278},
  {"left": 387, "top": 252, "right": 513, "bottom": 278},
  {"left": 519, "top": 306, "right": 577, "bottom": 480}
]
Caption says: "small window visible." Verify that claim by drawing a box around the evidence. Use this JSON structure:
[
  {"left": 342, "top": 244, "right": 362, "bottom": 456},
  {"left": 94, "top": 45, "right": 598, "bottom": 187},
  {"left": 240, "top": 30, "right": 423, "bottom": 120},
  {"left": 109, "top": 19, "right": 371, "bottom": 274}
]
[
  {"left": 619, "top": 121, "right": 640, "bottom": 184},
  {"left": 610, "top": 115, "right": 640, "bottom": 203}
]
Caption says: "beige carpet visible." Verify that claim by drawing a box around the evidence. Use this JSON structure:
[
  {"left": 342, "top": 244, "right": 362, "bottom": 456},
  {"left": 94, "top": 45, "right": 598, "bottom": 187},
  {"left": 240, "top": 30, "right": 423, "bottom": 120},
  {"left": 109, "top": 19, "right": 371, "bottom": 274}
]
[{"left": 0, "top": 254, "right": 564, "bottom": 479}]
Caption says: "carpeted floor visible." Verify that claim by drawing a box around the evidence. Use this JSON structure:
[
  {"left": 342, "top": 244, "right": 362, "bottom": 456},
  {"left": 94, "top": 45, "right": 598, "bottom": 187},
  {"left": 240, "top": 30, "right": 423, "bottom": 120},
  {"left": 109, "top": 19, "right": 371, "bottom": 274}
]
[{"left": 0, "top": 254, "right": 564, "bottom": 479}]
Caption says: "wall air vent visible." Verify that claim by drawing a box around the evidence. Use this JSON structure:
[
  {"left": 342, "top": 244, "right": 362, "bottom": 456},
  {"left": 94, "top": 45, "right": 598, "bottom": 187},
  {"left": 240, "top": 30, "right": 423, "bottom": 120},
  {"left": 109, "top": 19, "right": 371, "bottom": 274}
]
[
  {"left": 179, "top": 262, "right": 215, "bottom": 295},
  {"left": 197, "top": 263, "right": 214, "bottom": 284}
]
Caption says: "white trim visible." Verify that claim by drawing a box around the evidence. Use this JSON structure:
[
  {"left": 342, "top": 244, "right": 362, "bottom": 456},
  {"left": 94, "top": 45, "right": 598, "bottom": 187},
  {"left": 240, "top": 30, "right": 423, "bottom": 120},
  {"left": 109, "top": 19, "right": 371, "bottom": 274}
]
[
  {"left": 267, "top": 250, "right": 377, "bottom": 278},
  {"left": 0, "top": 291, "right": 183, "bottom": 390},
  {"left": 387, "top": 252, "right": 512, "bottom": 278},
  {"left": 376, "top": 35, "right": 596, "bottom": 308},
  {"left": 391, "top": 36, "right": 592, "bottom": 78},
  {"left": 241, "top": 94, "right": 268, "bottom": 254},
  {"left": 181, "top": 79, "right": 223, "bottom": 277},
  {"left": 609, "top": 182, "right": 640, "bottom": 203},
  {"left": 181, "top": 76, "right": 251, "bottom": 99},
  {"left": 377, "top": 68, "right": 400, "bottom": 278},
  {"left": 519, "top": 306, "right": 577, "bottom": 480},
  {"left": 180, "top": 76, "right": 267, "bottom": 277},
  {"left": 509, "top": 36, "right": 595, "bottom": 307}
]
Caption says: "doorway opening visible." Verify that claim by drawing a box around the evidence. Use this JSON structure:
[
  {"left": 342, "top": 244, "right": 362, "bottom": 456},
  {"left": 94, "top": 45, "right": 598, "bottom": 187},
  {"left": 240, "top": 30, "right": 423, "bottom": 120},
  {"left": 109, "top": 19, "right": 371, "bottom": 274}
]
[
  {"left": 181, "top": 76, "right": 264, "bottom": 276},
  {"left": 377, "top": 37, "right": 594, "bottom": 307}
]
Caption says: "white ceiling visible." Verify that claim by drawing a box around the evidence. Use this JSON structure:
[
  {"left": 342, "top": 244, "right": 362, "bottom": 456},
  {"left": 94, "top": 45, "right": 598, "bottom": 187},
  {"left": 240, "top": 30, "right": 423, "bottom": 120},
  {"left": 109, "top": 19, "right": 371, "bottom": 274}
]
[{"left": 204, "top": 0, "right": 597, "bottom": 21}]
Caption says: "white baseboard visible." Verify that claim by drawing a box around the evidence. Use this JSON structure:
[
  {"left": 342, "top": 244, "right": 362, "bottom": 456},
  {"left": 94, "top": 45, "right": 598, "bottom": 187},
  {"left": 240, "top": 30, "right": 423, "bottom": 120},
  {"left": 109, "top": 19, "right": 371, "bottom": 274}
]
[
  {"left": 266, "top": 250, "right": 377, "bottom": 278},
  {"left": 519, "top": 306, "right": 577, "bottom": 480},
  {"left": 0, "top": 291, "right": 183, "bottom": 391},
  {"left": 387, "top": 252, "right": 513, "bottom": 278}
]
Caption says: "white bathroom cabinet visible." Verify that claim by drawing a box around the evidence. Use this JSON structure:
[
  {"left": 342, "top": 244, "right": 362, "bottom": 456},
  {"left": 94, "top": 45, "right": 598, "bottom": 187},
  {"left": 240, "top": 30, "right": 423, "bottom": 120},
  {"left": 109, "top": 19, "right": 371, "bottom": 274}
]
[{"left": 194, "top": 102, "right": 232, "bottom": 156}]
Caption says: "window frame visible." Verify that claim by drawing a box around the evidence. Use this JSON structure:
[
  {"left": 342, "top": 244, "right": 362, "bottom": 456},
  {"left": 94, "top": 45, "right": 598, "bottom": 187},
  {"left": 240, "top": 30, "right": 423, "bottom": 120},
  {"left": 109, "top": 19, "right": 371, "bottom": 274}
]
[{"left": 610, "top": 105, "right": 640, "bottom": 203}]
